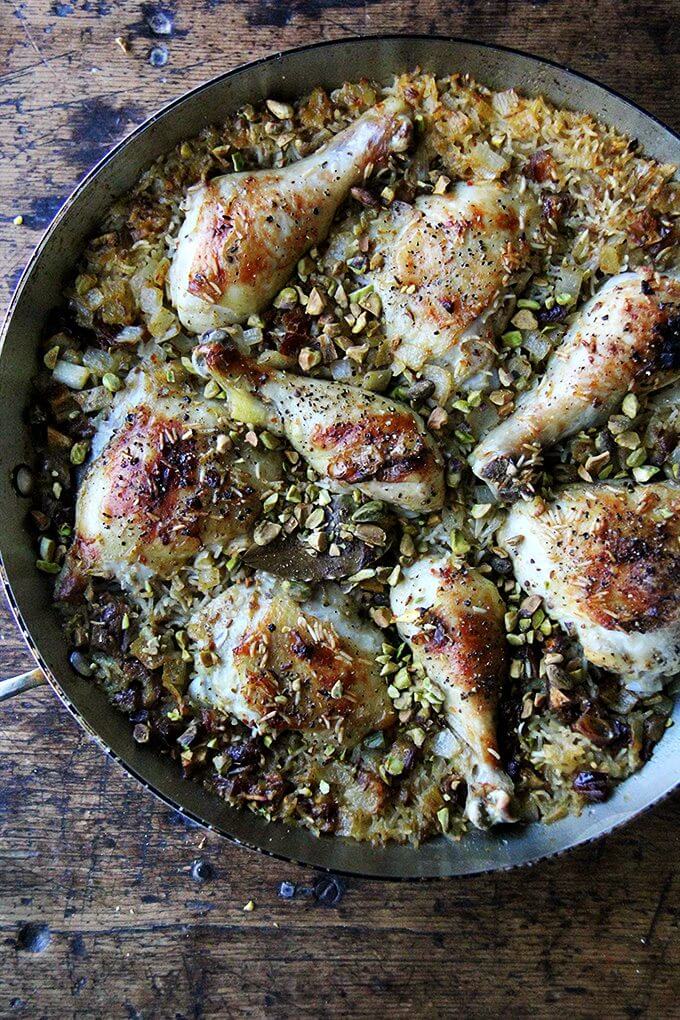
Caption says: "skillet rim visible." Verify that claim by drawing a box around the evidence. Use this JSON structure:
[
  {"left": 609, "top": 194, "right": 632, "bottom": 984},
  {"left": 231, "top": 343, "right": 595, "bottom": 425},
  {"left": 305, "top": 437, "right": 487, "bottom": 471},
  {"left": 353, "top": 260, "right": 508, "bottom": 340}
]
[{"left": 1, "top": 32, "right": 678, "bottom": 880}]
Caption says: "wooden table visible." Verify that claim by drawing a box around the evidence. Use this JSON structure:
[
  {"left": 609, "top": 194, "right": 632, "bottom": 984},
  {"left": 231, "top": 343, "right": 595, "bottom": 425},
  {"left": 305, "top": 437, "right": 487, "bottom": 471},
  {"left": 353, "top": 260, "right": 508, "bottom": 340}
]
[{"left": 1, "top": 3, "right": 679, "bottom": 1016}]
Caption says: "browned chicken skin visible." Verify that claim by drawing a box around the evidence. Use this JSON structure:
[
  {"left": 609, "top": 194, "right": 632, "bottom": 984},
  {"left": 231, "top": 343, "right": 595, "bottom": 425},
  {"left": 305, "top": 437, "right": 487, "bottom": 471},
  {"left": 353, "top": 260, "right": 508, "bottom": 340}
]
[
  {"left": 472, "top": 272, "right": 680, "bottom": 495},
  {"left": 169, "top": 97, "right": 412, "bottom": 333},
  {"left": 188, "top": 576, "right": 395, "bottom": 746},
  {"left": 498, "top": 482, "right": 680, "bottom": 690},
  {"left": 57, "top": 369, "right": 279, "bottom": 597},
  {"left": 193, "top": 338, "right": 445, "bottom": 513},
  {"left": 391, "top": 555, "right": 514, "bottom": 827}
]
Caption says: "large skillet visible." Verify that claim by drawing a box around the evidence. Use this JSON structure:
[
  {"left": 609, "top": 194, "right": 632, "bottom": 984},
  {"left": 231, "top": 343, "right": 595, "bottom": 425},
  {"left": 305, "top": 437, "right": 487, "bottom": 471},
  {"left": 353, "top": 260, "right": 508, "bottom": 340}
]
[{"left": 1, "top": 36, "right": 678, "bottom": 879}]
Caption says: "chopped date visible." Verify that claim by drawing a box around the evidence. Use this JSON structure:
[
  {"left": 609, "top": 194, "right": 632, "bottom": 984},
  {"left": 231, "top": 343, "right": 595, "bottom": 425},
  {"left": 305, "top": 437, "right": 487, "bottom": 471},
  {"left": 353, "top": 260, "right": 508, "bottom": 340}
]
[
  {"left": 225, "top": 739, "right": 262, "bottom": 767},
  {"left": 537, "top": 302, "right": 569, "bottom": 327},
  {"left": 278, "top": 306, "right": 312, "bottom": 357},
  {"left": 654, "top": 314, "right": 680, "bottom": 371},
  {"left": 628, "top": 209, "right": 664, "bottom": 247},
  {"left": 488, "top": 552, "right": 513, "bottom": 577},
  {"left": 198, "top": 708, "right": 227, "bottom": 734},
  {"left": 350, "top": 186, "right": 380, "bottom": 208},
  {"left": 542, "top": 191, "right": 572, "bottom": 227},
  {"left": 572, "top": 770, "right": 611, "bottom": 802},
  {"left": 177, "top": 718, "right": 200, "bottom": 748},
  {"left": 111, "top": 689, "right": 141, "bottom": 714},
  {"left": 524, "top": 149, "right": 557, "bottom": 183},
  {"left": 570, "top": 701, "right": 632, "bottom": 750},
  {"left": 641, "top": 713, "right": 668, "bottom": 761}
]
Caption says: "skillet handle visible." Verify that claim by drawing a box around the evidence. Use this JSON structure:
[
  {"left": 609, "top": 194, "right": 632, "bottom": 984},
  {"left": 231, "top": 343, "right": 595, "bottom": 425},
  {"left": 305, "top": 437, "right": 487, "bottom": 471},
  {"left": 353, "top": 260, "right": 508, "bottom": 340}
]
[{"left": 0, "top": 667, "right": 48, "bottom": 702}]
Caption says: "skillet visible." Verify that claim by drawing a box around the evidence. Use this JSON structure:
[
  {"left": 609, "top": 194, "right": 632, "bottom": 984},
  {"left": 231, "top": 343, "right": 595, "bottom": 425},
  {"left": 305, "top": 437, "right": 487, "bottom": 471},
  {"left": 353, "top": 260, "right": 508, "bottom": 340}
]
[{"left": 1, "top": 35, "right": 678, "bottom": 879}]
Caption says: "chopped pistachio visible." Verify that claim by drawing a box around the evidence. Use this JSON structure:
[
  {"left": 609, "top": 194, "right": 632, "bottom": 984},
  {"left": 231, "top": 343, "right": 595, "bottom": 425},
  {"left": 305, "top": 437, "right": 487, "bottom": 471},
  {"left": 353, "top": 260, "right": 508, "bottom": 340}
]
[
  {"left": 387, "top": 565, "right": 401, "bottom": 587},
  {"left": 348, "top": 283, "right": 374, "bottom": 304},
  {"left": 266, "top": 98, "right": 293, "bottom": 119},
  {"left": 305, "top": 507, "right": 325, "bottom": 530},
  {"left": 273, "top": 286, "right": 298, "bottom": 310},
  {"left": 298, "top": 347, "right": 321, "bottom": 372},
  {"left": 43, "top": 346, "right": 60, "bottom": 370},
  {"left": 614, "top": 430, "right": 640, "bottom": 449},
  {"left": 400, "top": 533, "right": 416, "bottom": 558},
  {"left": 502, "top": 329, "right": 523, "bottom": 348},
  {"left": 427, "top": 406, "right": 448, "bottom": 430},
  {"left": 362, "top": 368, "right": 392, "bottom": 392},
  {"left": 633, "top": 465, "right": 659, "bottom": 483},
  {"left": 262, "top": 492, "right": 279, "bottom": 513},
  {"left": 253, "top": 521, "right": 282, "bottom": 546},
  {"left": 351, "top": 500, "right": 385, "bottom": 523},
  {"left": 621, "top": 393, "right": 639, "bottom": 419},
  {"left": 69, "top": 441, "right": 89, "bottom": 465},
  {"left": 511, "top": 308, "right": 538, "bottom": 330},
  {"left": 371, "top": 606, "right": 393, "bottom": 628},
  {"left": 450, "top": 530, "right": 471, "bottom": 556},
  {"left": 36, "top": 559, "right": 60, "bottom": 574},
  {"left": 385, "top": 755, "right": 405, "bottom": 777},
  {"left": 102, "top": 372, "right": 122, "bottom": 393},
  {"left": 306, "top": 288, "right": 325, "bottom": 316},
  {"left": 626, "top": 447, "right": 647, "bottom": 468},
  {"left": 39, "top": 536, "right": 56, "bottom": 562},
  {"left": 260, "top": 431, "right": 280, "bottom": 450},
  {"left": 348, "top": 567, "right": 376, "bottom": 584}
]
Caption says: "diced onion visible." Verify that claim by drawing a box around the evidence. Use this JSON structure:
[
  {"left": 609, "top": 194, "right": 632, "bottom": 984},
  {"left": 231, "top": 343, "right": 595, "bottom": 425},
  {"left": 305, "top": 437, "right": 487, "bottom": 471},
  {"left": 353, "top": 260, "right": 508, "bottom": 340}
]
[
  {"left": 431, "top": 728, "right": 461, "bottom": 758},
  {"left": 241, "top": 327, "right": 264, "bottom": 347},
  {"left": 330, "top": 358, "right": 353, "bottom": 381},
  {"left": 555, "top": 265, "right": 583, "bottom": 302},
  {"left": 115, "top": 325, "right": 145, "bottom": 345},
  {"left": 53, "top": 360, "right": 90, "bottom": 390}
]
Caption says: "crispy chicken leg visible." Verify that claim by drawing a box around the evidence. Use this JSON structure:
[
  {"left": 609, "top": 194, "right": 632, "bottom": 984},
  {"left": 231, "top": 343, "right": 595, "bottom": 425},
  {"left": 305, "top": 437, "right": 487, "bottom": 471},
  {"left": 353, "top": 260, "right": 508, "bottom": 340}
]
[
  {"left": 390, "top": 555, "right": 514, "bottom": 827},
  {"left": 193, "top": 338, "right": 445, "bottom": 513},
  {"left": 57, "top": 368, "right": 279, "bottom": 598},
  {"left": 370, "top": 182, "right": 536, "bottom": 387},
  {"left": 498, "top": 482, "right": 680, "bottom": 691},
  {"left": 472, "top": 272, "right": 680, "bottom": 495},
  {"left": 188, "top": 575, "right": 394, "bottom": 746},
  {"left": 169, "top": 97, "right": 412, "bottom": 334}
]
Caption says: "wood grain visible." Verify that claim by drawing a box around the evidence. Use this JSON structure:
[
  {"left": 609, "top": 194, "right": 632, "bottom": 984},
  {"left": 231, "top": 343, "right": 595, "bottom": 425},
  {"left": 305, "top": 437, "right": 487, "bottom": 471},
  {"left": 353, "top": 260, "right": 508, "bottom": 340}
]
[{"left": 1, "top": 2, "right": 679, "bottom": 1016}]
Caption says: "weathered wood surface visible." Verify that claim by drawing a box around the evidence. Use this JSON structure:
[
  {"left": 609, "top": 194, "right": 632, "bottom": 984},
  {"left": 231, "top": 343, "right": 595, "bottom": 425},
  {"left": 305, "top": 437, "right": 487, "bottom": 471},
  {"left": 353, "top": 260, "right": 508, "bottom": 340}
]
[{"left": 1, "top": 2, "right": 679, "bottom": 1017}]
